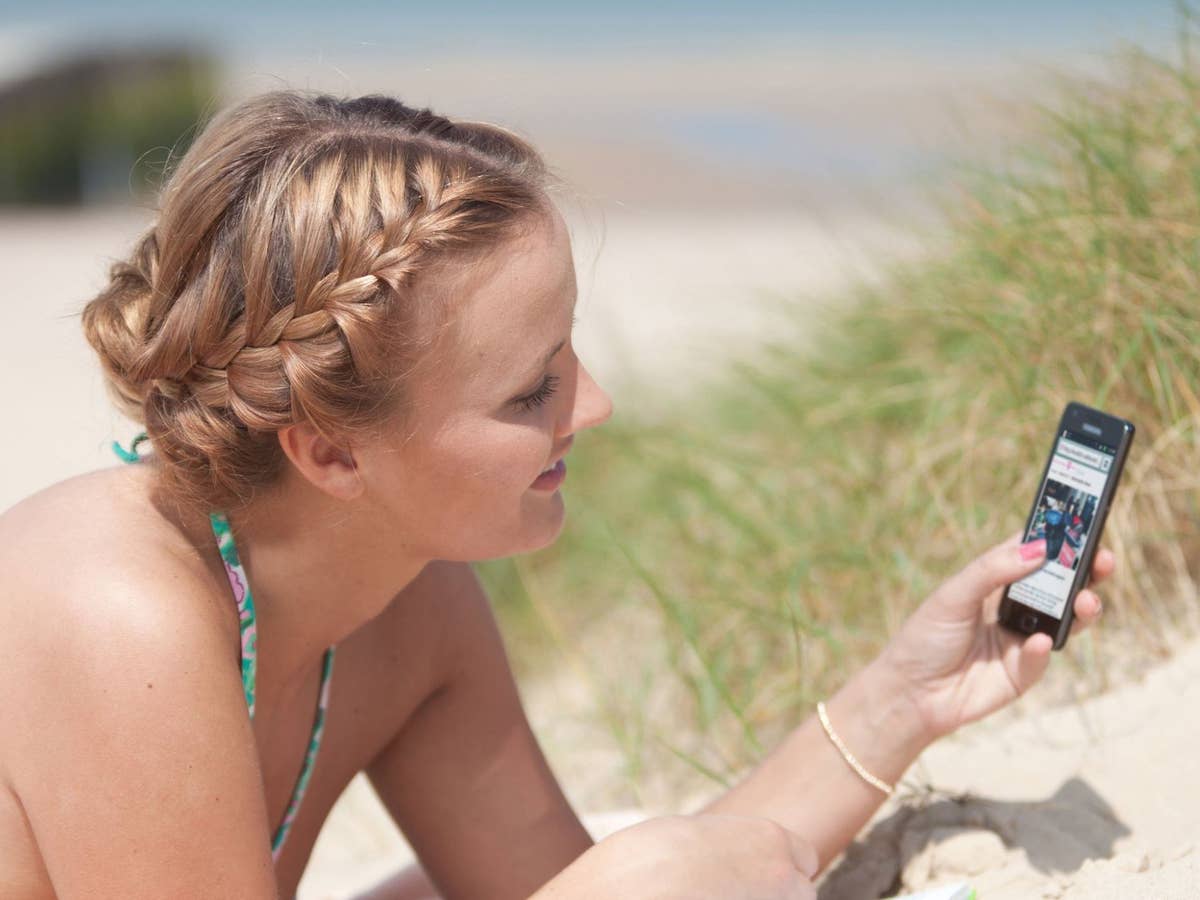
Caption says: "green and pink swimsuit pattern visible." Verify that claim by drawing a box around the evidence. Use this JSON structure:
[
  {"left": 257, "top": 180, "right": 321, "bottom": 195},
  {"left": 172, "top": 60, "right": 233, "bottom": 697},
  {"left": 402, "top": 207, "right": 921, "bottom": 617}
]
[{"left": 112, "top": 431, "right": 336, "bottom": 862}]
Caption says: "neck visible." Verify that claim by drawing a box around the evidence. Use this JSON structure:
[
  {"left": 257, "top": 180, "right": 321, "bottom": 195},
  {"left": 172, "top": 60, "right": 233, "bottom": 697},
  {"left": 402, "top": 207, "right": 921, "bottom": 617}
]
[{"left": 213, "top": 471, "right": 429, "bottom": 693}]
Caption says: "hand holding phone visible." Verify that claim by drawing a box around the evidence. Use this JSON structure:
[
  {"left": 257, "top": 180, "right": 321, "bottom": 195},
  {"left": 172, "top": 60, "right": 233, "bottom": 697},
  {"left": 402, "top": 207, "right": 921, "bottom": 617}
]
[
  {"left": 997, "top": 401, "right": 1134, "bottom": 650},
  {"left": 876, "top": 508, "right": 1115, "bottom": 739}
]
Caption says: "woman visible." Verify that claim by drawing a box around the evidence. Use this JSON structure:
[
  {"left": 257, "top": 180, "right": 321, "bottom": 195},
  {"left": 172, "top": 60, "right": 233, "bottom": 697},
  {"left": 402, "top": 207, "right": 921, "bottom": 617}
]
[{"left": 0, "top": 91, "right": 1109, "bottom": 900}]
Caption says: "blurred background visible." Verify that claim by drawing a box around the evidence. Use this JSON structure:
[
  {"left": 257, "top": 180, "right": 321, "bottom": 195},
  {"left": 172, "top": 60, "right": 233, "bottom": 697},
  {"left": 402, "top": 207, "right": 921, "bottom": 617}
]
[{"left": 3, "top": 2, "right": 1196, "bottom": 898}]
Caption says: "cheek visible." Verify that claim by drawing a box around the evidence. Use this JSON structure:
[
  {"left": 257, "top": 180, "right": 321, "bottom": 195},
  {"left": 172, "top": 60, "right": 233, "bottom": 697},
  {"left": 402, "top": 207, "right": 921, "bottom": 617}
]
[{"left": 428, "top": 420, "right": 552, "bottom": 499}]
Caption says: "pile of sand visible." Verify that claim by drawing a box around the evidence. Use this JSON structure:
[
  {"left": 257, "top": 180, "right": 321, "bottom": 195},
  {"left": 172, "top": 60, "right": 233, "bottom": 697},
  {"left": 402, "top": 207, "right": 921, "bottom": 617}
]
[{"left": 817, "top": 635, "right": 1200, "bottom": 899}]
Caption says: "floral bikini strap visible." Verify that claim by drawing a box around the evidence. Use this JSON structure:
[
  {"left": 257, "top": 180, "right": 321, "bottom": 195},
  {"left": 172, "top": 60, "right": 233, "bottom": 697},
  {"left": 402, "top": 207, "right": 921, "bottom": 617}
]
[
  {"left": 111, "top": 431, "right": 150, "bottom": 463},
  {"left": 111, "top": 431, "right": 259, "bottom": 713}
]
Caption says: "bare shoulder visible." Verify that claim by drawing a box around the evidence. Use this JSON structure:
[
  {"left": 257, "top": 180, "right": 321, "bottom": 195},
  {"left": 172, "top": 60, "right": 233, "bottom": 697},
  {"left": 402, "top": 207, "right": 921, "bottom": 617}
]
[
  {"left": 0, "top": 463, "right": 240, "bottom": 759},
  {"left": 0, "top": 469, "right": 277, "bottom": 896},
  {"left": 0, "top": 460, "right": 204, "bottom": 573}
]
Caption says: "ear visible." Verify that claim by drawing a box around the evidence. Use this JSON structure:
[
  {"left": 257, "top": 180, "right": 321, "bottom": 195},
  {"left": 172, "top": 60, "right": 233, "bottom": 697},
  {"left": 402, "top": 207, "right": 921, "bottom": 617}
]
[{"left": 276, "top": 422, "right": 363, "bottom": 502}]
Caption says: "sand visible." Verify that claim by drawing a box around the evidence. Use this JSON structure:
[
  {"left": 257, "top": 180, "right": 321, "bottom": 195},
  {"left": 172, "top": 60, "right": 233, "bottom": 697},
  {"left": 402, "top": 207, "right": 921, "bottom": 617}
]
[
  {"left": 297, "top": 636, "right": 1200, "bottom": 899},
  {"left": 815, "top": 635, "right": 1200, "bottom": 898},
  {"left": 294, "top": 619, "right": 1200, "bottom": 899}
]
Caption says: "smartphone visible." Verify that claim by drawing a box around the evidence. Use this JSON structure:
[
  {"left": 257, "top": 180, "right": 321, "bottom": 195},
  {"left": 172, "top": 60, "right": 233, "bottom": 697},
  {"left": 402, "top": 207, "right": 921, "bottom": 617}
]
[{"left": 997, "top": 401, "right": 1135, "bottom": 650}]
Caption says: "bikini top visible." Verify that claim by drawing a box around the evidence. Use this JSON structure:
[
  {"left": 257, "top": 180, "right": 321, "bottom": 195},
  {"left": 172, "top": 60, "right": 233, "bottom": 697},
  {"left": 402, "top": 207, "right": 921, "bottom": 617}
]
[{"left": 111, "top": 431, "right": 335, "bottom": 862}]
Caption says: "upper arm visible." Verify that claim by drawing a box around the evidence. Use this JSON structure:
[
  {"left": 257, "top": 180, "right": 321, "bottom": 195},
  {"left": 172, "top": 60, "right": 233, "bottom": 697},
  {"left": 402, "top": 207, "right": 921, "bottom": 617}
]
[
  {"left": 0, "top": 573, "right": 278, "bottom": 899},
  {"left": 365, "top": 561, "right": 593, "bottom": 900}
]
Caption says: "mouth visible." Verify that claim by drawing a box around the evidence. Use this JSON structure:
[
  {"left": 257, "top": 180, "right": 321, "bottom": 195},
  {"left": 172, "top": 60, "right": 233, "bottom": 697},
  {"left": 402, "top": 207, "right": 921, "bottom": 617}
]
[
  {"left": 531, "top": 457, "right": 567, "bottom": 490},
  {"left": 531, "top": 437, "right": 573, "bottom": 489}
]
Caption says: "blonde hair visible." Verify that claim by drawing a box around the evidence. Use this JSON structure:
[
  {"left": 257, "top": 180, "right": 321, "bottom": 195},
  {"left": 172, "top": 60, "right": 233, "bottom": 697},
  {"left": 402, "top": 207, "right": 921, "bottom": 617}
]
[{"left": 81, "top": 90, "right": 557, "bottom": 517}]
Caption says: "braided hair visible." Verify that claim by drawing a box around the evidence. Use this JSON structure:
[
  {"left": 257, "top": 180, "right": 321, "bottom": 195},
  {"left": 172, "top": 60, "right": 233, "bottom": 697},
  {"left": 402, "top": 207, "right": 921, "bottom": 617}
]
[{"left": 80, "top": 89, "right": 558, "bottom": 517}]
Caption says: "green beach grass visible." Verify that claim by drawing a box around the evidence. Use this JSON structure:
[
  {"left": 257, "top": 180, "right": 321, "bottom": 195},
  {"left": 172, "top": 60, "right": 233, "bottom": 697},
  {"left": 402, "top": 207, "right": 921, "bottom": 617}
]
[{"left": 476, "top": 27, "right": 1200, "bottom": 808}]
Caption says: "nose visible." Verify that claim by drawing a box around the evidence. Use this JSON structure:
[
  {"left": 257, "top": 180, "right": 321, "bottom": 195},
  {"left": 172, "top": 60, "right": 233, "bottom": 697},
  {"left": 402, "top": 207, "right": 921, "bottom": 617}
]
[{"left": 567, "top": 355, "right": 613, "bottom": 434}]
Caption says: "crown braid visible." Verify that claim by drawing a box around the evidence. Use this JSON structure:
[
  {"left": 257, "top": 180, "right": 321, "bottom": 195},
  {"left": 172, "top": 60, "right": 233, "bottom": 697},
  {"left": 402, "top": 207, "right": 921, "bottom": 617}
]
[{"left": 81, "top": 90, "right": 556, "bottom": 516}]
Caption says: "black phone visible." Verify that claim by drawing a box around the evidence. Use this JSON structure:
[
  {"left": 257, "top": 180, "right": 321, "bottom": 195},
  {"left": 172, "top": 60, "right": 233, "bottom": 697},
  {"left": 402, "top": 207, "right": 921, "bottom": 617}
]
[{"left": 997, "top": 401, "right": 1135, "bottom": 650}]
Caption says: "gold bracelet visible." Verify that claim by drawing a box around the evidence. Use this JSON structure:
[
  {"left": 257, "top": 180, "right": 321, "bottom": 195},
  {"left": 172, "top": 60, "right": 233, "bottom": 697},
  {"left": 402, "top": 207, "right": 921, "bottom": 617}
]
[{"left": 816, "top": 701, "right": 894, "bottom": 797}]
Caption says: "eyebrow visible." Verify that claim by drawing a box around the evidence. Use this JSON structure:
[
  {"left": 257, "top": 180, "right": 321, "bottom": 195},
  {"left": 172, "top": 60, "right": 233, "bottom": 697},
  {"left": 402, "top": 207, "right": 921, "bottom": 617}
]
[
  {"left": 527, "top": 338, "right": 566, "bottom": 379},
  {"left": 514, "top": 292, "right": 578, "bottom": 385},
  {"left": 510, "top": 338, "right": 566, "bottom": 394}
]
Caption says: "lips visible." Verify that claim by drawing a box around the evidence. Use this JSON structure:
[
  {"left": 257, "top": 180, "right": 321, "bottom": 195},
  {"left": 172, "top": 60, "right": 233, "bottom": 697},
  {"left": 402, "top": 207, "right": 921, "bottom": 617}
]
[{"left": 531, "top": 457, "right": 567, "bottom": 490}]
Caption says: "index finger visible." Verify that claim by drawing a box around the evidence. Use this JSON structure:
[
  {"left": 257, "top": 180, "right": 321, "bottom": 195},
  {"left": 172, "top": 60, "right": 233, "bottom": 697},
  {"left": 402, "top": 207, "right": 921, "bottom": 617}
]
[{"left": 1088, "top": 547, "right": 1116, "bottom": 585}]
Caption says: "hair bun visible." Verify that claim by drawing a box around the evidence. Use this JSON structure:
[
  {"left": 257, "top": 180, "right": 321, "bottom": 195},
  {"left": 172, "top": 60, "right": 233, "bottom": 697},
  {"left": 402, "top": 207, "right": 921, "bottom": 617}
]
[
  {"left": 81, "top": 230, "right": 164, "bottom": 420},
  {"left": 80, "top": 88, "right": 557, "bottom": 517}
]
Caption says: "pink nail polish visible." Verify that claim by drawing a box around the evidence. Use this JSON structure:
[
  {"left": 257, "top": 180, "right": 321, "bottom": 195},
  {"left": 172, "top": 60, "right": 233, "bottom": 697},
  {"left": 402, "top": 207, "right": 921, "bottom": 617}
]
[{"left": 1019, "top": 538, "right": 1047, "bottom": 560}]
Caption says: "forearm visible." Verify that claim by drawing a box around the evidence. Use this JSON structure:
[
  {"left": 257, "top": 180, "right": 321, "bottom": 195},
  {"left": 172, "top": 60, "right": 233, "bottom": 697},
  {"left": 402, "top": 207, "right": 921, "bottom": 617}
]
[
  {"left": 347, "top": 861, "right": 441, "bottom": 900},
  {"left": 694, "top": 657, "right": 933, "bottom": 874}
]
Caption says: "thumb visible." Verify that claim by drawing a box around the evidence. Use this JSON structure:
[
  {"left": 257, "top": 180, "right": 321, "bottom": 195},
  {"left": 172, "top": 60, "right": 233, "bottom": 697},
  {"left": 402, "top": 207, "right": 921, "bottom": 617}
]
[
  {"left": 1010, "top": 630, "right": 1054, "bottom": 695},
  {"left": 930, "top": 531, "right": 1049, "bottom": 614},
  {"left": 780, "top": 826, "right": 819, "bottom": 879}
]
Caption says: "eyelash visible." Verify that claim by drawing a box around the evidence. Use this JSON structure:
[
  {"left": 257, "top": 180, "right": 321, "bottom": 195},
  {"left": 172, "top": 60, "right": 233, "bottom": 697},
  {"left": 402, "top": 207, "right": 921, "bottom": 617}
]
[
  {"left": 516, "top": 374, "right": 560, "bottom": 411},
  {"left": 513, "top": 313, "right": 577, "bottom": 412}
]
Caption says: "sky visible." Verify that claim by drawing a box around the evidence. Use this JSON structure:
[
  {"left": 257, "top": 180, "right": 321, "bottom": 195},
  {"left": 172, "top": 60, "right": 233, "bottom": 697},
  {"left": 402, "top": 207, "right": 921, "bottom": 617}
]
[{"left": 0, "top": 0, "right": 1178, "bottom": 60}]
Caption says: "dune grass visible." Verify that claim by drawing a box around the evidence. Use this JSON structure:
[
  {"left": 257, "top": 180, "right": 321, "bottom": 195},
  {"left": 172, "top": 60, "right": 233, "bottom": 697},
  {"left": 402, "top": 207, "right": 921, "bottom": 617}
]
[{"left": 476, "top": 27, "right": 1200, "bottom": 808}]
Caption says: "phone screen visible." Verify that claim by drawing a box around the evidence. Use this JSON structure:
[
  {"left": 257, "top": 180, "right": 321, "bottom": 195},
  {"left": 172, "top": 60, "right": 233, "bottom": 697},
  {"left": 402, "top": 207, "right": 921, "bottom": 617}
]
[{"left": 1006, "top": 428, "right": 1119, "bottom": 620}]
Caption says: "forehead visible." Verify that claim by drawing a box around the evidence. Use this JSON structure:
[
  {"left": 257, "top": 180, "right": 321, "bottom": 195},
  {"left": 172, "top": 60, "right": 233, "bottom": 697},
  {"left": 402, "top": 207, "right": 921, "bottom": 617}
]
[{"left": 422, "top": 208, "right": 576, "bottom": 394}]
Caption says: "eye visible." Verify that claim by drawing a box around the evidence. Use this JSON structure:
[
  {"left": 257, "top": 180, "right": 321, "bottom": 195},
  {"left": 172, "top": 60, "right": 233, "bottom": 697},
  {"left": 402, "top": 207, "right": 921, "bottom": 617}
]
[{"left": 514, "top": 374, "right": 560, "bottom": 412}]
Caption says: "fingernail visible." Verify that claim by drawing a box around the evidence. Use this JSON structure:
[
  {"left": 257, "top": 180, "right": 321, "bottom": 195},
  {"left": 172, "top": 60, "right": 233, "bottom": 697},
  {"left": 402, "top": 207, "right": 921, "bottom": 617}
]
[{"left": 1019, "top": 538, "right": 1047, "bottom": 561}]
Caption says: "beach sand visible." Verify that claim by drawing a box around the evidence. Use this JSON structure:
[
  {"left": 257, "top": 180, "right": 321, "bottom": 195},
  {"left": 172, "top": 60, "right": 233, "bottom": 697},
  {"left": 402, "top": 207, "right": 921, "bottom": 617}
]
[
  {"left": 816, "top": 635, "right": 1200, "bottom": 898},
  {"left": 298, "top": 618, "right": 1200, "bottom": 899}
]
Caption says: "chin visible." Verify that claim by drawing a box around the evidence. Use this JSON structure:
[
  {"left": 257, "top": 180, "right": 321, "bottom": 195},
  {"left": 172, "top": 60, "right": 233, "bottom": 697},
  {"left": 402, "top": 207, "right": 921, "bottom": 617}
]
[
  {"left": 536, "top": 491, "right": 567, "bottom": 533},
  {"left": 519, "top": 490, "right": 567, "bottom": 553},
  {"left": 464, "top": 493, "right": 567, "bottom": 562}
]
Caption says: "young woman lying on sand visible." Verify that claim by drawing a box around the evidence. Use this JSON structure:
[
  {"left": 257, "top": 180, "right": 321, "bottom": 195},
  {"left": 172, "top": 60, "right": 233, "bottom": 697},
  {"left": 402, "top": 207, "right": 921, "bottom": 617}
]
[{"left": 0, "top": 91, "right": 1110, "bottom": 900}]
